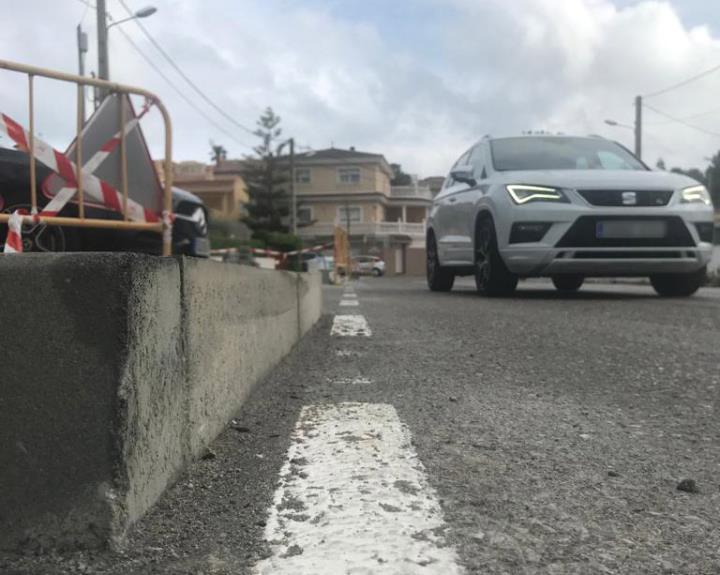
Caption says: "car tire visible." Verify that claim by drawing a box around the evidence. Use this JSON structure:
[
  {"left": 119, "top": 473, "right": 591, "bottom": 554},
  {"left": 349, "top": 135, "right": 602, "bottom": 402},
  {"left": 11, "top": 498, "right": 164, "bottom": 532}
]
[
  {"left": 475, "top": 216, "right": 518, "bottom": 297},
  {"left": 552, "top": 274, "right": 584, "bottom": 292},
  {"left": 427, "top": 232, "right": 454, "bottom": 291},
  {"left": 650, "top": 267, "right": 706, "bottom": 297},
  {"left": 372, "top": 268, "right": 382, "bottom": 277}
]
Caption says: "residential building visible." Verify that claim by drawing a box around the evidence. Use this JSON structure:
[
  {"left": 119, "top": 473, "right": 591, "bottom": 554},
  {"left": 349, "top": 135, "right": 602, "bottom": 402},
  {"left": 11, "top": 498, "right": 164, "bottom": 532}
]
[
  {"left": 419, "top": 176, "right": 446, "bottom": 197},
  {"left": 292, "top": 147, "right": 432, "bottom": 275},
  {"left": 155, "top": 160, "right": 249, "bottom": 220}
]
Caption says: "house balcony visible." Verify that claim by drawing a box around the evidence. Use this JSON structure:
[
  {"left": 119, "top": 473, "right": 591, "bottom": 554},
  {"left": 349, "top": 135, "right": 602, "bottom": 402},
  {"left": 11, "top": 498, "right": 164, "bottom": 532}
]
[
  {"left": 389, "top": 185, "right": 433, "bottom": 200},
  {"left": 297, "top": 220, "right": 426, "bottom": 240}
]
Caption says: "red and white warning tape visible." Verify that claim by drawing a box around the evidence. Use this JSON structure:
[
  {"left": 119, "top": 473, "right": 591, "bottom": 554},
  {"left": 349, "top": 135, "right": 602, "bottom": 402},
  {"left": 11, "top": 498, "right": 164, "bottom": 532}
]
[
  {"left": 4, "top": 209, "right": 26, "bottom": 254},
  {"left": 0, "top": 113, "right": 158, "bottom": 222},
  {"left": 81, "top": 101, "right": 151, "bottom": 176},
  {"left": 250, "top": 242, "right": 334, "bottom": 260},
  {"left": 285, "top": 242, "right": 334, "bottom": 258},
  {"left": 250, "top": 247, "right": 285, "bottom": 258},
  {"left": 1, "top": 102, "right": 164, "bottom": 254}
]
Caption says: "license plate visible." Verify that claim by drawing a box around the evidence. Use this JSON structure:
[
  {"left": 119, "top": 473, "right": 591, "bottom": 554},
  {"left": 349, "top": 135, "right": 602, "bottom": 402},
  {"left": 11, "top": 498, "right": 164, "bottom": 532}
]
[
  {"left": 596, "top": 220, "right": 667, "bottom": 239},
  {"left": 192, "top": 236, "right": 211, "bottom": 257}
]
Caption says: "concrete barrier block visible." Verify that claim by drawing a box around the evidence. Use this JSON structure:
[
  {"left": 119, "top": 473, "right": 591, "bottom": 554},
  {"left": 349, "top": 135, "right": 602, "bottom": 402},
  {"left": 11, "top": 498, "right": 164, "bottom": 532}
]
[
  {"left": 0, "top": 253, "right": 178, "bottom": 550},
  {"left": 298, "top": 271, "right": 322, "bottom": 337},
  {"left": 180, "top": 259, "right": 300, "bottom": 456},
  {"left": 118, "top": 257, "right": 186, "bottom": 533},
  {"left": 0, "top": 254, "right": 322, "bottom": 551}
]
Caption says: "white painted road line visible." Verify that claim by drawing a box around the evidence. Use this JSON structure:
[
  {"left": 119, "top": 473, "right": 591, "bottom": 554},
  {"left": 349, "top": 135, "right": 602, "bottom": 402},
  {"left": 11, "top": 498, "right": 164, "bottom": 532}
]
[
  {"left": 331, "top": 314, "right": 372, "bottom": 337},
  {"left": 339, "top": 300, "right": 359, "bottom": 307},
  {"left": 253, "top": 403, "right": 463, "bottom": 575},
  {"left": 335, "top": 349, "right": 365, "bottom": 358},
  {"left": 329, "top": 376, "right": 373, "bottom": 385}
]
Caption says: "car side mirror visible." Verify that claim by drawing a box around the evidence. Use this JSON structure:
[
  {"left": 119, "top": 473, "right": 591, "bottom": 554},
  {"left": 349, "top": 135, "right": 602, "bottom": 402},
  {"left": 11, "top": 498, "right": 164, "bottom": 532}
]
[{"left": 450, "top": 164, "right": 477, "bottom": 186}]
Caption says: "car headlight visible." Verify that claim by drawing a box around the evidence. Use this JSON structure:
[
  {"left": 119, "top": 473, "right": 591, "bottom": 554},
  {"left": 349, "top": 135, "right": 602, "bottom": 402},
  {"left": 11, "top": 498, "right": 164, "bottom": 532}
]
[
  {"left": 190, "top": 207, "right": 208, "bottom": 235},
  {"left": 680, "top": 185, "right": 712, "bottom": 206},
  {"left": 506, "top": 185, "right": 568, "bottom": 205}
]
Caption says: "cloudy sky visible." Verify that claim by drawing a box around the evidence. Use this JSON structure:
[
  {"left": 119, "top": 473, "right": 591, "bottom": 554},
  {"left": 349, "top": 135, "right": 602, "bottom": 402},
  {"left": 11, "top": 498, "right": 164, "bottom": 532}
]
[{"left": 2, "top": 0, "right": 720, "bottom": 177}]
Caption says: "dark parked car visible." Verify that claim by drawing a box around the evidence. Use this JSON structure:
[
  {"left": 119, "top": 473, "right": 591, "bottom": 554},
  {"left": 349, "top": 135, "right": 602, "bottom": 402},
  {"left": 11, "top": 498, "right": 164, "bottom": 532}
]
[{"left": 0, "top": 148, "right": 210, "bottom": 256}]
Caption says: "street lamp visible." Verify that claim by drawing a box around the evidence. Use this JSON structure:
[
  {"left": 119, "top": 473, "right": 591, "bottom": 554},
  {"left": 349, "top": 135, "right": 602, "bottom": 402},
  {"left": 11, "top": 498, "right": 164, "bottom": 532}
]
[
  {"left": 106, "top": 6, "right": 157, "bottom": 31},
  {"left": 605, "top": 95, "right": 643, "bottom": 159},
  {"left": 96, "top": 1, "right": 157, "bottom": 100},
  {"left": 604, "top": 119, "right": 633, "bottom": 130}
]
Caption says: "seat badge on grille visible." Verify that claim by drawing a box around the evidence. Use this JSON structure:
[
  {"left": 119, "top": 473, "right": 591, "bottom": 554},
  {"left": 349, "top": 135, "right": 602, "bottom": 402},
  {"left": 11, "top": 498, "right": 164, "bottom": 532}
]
[{"left": 621, "top": 191, "right": 637, "bottom": 205}]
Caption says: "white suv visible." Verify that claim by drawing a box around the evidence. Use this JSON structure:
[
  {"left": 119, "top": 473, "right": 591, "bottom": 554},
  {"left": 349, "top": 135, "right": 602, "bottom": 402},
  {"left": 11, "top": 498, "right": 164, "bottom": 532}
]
[{"left": 427, "top": 135, "right": 714, "bottom": 297}]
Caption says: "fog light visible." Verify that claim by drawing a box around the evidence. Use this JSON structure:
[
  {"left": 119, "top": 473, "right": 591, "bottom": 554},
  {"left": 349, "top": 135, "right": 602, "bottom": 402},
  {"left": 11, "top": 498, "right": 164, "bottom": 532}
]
[
  {"left": 509, "top": 222, "right": 552, "bottom": 244},
  {"left": 694, "top": 222, "right": 714, "bottom": 243}
]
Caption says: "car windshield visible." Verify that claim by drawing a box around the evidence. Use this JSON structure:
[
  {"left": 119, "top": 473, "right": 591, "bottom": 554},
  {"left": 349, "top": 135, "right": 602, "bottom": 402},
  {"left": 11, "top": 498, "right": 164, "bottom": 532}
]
[{"left": 490, "top": 137, "right": 646, "bottom": 171}]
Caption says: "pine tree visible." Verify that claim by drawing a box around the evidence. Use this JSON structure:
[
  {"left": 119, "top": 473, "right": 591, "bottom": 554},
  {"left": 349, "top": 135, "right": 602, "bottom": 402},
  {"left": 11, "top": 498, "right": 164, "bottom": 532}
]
[
  {"left": 242, "top": 108, "right": 290, "bottom": 239},
  {"left": 209, "top": 141, "right": 227, "bottom": 166}
]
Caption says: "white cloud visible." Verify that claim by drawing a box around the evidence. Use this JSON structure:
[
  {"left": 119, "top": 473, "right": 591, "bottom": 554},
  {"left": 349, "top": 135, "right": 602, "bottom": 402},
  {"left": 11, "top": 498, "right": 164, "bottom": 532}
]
[{"left": 2, "top": 0, "right": 720, "bottom": 178}]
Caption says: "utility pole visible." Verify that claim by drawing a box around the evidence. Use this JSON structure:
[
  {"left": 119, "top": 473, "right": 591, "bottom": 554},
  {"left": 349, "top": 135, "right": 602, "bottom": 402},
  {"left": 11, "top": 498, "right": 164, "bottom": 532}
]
[
  {"left": 96, "top": 0, "right": 109, "bottom": 100},
  {"left": 77, "top": 24, "right": 88, "bottom": 120},
  {"left": 634, "top": 95, "right": 642, "bottom": 160},
  {"left": 289, "top": 137, "right": 296, "bottom": 235},
  {"left": 345, "top": 197, "right": 351, "bottom": 273}
]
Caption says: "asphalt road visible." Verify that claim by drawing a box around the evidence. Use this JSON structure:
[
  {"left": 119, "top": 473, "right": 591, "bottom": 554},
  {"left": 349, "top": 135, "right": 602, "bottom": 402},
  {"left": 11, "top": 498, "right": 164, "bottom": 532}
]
[{"left": 5, "top": 276, "right": 720, "bottom": 574}]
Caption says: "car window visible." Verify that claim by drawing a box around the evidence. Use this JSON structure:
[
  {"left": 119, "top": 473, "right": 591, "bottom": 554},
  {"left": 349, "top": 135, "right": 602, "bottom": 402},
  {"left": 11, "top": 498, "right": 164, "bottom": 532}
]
[
  {"left": 597, "top": 150, "right": 637, "bottom": 170},
  {"left": 454, "top": 149, "right": 471, "bottom": 168},
  {"left": 490, "top": 137, "right": 646, "bottom": 171},
  {"left": 468, "top": 144, "right": 487, "bottom": 178}
]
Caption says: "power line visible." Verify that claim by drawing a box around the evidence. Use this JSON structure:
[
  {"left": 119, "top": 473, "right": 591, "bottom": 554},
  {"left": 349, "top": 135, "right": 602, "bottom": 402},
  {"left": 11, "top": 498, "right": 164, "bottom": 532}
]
[
  {"left": 643, "top": 62, "right": 720, "bottom": 99},
  {"left": 643, "top": 102, "right": 720, "bottom": 138},
  {"left": 73, "top": 0, "right": 254, "bottom": 149},
  {"left": 112, "top": 24, "right": 255, "bottom": 150},
  {"left": 117, "top": 0, "right": 257, "bottom": 136}
]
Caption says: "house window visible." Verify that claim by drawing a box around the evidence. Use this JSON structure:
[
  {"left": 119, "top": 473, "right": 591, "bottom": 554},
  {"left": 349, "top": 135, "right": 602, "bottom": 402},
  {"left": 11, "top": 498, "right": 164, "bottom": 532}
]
[
  {"left": 338, "top": 167, "right": 361, "bottom": 184},
  {"left": 295, "top": 168, "right": 311, "bottom": 184},
  {"left": 337, "top": 205, "right": 362, "bottom": 224},
  {"left": 297, "top": 206, "right": 313, "bottom": 224}
]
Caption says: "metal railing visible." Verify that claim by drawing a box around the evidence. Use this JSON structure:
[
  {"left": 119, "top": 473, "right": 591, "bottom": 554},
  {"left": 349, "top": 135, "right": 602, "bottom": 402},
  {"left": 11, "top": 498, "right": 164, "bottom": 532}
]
[
  {"left": 0, "top": 59, "right": 173, "bottom": 255},
  {"left": 298, "top": 221, "right": 426, "bottom": 238},
  {"left": 390, "top": 185, "right": 433, "bottom": 200}
]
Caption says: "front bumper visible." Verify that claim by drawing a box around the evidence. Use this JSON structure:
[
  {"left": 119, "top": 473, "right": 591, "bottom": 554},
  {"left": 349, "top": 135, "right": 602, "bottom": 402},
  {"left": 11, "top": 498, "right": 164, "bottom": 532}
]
[{"left": 499, "top": 204, "right": 714, "bottom": 276}]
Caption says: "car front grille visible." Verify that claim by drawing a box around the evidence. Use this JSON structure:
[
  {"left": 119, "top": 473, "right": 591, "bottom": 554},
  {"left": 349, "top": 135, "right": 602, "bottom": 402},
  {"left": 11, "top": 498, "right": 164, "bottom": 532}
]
[
  {"left": 556, "top": 216, "right": 695, "bottom": 248},
  {"left": 570, "top": 251, "right": 685, "bottom": 259},
  {"left": 577, "top": 189, "right": 673, "bottom": 207}
]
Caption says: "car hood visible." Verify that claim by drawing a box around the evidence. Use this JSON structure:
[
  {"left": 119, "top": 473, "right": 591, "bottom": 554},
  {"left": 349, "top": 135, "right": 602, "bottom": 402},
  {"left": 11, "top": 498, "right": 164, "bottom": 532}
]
[
  {"left": 496, "top": 169, "right": 701, "bottom": 190},
  {"left": 171, "top": 186, "right": 204, "bottom": 207}
]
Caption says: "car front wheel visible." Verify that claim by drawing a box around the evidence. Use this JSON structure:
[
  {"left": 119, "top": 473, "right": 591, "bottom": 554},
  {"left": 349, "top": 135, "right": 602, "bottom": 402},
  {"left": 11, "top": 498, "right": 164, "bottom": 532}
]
[
  {"left": 650, "top": 268, "right": 706, "bottom": 297},
  {"left": 427, "top": 233, "right": 454, "bottom": 292},
  {"left": 552, "top": 274, "right": 584, "bottom": 292},
  {"left": 475, "top": 216, "right": 518, "bottom": 297}
]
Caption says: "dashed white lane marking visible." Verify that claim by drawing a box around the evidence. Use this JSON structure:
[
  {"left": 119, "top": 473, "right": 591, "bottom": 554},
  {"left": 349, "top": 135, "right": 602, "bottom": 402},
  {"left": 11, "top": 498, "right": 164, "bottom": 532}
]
[
  {"left": 253, "top": 403, "right": 463, "bottom": 575},
  {"left": 329, "top": 376, "right": 372, "bottom": 385},
  {"left": 331, "top": 314, "right": 371, "bottom": 337},
  {"left": 340, "top": 299, "right": 359, "bottom": 307},
  {"left": 335, "top": 349, "right": 365, "bottom": 358}
]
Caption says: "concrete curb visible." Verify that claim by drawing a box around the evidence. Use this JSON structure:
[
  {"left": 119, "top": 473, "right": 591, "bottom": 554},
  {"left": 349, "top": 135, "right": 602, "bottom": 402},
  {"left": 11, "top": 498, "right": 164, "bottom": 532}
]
[{"left": 0, "top": 254, "right": 321, "bottom": 551}]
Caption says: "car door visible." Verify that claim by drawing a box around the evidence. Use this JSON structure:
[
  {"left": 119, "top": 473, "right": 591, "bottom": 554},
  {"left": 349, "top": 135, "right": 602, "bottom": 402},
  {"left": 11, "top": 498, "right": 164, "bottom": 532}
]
[
  {"left": 436, "top": 149, "right": 472, "bottom": 264},
  {"left": 454, "top": 143, "right": 490, "bottom": 263}
]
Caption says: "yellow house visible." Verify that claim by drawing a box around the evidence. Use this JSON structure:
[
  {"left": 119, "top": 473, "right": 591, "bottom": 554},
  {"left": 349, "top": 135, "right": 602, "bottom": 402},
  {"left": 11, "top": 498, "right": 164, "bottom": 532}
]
[
  {"left": 293, "top": 148, "right": 432, "bottom": 275},
  {"left": 155, "top": 160, "right": 249, "bottom": 220}
]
